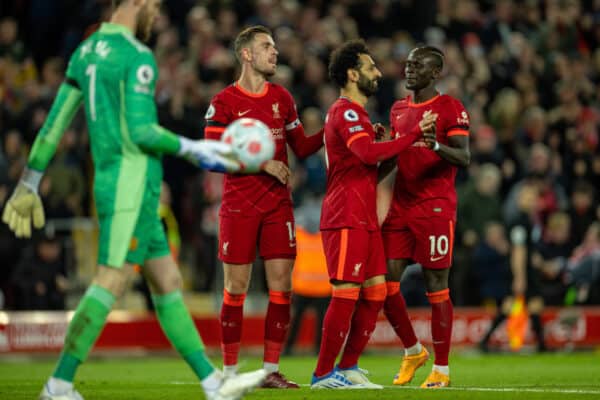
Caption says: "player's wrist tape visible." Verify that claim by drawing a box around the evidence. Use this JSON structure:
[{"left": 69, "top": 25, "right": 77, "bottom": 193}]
[
  {"left": 20, "top": 167, "right": 44, "bottom": 192},
  {"left": 432, "top": 141, "right": 440, "bottom": 152},
  {"left": 177, "top": 136, "right": 195, "bottom": 157}
]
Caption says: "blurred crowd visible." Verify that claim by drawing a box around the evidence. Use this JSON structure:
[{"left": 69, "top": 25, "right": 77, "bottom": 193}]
[{"left": 1, "top": 0, "right": 600, "bottom": 310}]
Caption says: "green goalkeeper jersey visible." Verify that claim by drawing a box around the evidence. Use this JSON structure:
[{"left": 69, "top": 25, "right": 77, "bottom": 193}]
[{"left": 28, "top": 23, "right": 181, "bottom": 215}]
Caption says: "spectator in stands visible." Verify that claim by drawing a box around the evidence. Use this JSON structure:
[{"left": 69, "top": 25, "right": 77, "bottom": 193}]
[
  {"left": 3, "top": 130, "right": 26, "bottom": 186},
  {"left": 458, "top": 163, "right": 504, "bottom": 246},
  {"left": 532, "top": 211, "right": 572, "bottom": 305},
  {"left": 0, "top": 17, "right": 27, "bottom": 61},
  {"left": 564, "top": 222, "right": 600, "bottom": 305},
  {"left": 568, "top": 180, "right": 598, "bottom": 249},
  {"left": 455, "top": 163, "right": 503, "bottom": 305},
  {"left": 472, "top": 221, "right": 511, "bottom": 308},
  {"left": 43, "top": 129, "right": 86, "bottom": 218},
  {"left": 504, "top": 143, "right": 567, "bottom": 225},
  {"left": 0, "top": 175, "right": 23, "bottom": 309},
  {"left": 11, "top": 231, "right": 68, "bottom": 310}
]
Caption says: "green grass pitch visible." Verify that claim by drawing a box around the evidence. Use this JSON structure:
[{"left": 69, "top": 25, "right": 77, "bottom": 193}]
[{"left": 1, "top": 352, "right": 599, "bottom": 399}]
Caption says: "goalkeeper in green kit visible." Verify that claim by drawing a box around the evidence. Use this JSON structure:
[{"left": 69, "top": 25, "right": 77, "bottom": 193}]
[{"left": 2, "top": 1, "right": 266, "bottom": 399}]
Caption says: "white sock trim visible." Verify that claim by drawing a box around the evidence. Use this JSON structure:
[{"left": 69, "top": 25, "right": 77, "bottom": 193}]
[
  {"left": 47, "top": 377, "right": 74, "bottom": 394},
  {"left": 433, "top": 364, "right": 449, "bottom": 375},
  {"left": 223, "top": 365, "right": 238, "bottom": 378},
  {"left": 405, "top": 342, "right": 422, "bottom": 356},
  {"left": 263, "top": 362, "right": 279, "bottom": 374},
  {"left": 201, "top": 370, "right": 222, "bottom": 394}
]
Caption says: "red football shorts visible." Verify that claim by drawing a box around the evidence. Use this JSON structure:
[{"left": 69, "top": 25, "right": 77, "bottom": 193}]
[
  {"left": 321, "top": 228, "right": 387, "bottom": 283},
  {"left": 382, "top": 214, "right": 455, "bottom": 269},
  {"left": 218, "top": 204, "right": 296, "bottom": 264}
]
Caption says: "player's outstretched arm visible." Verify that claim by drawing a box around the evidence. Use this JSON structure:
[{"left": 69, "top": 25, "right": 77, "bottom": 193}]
[
  {"left": 124, "top": 53, "right": 240, "bottom": 172},
  {"left": 287, "top": 125, "right": 324, "bottom": 159},
  {"left": 283, "top": 89, "right": 324, "bottom": 159},
  {"left": 348, "top": 113, "right": 437, "bottom": 165},
  {"left": 3, "top": 81, "right": 84, "bottom": 238}
]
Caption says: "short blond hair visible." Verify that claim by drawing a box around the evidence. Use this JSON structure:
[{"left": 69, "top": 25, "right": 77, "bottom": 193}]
[{"left": 233, "top": 25, "right": 272, "bottom": 63}]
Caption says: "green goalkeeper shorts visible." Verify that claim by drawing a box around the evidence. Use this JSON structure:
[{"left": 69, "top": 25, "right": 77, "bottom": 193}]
[{"left": 97, "top": 188, "right": 170, "bottom": 268}]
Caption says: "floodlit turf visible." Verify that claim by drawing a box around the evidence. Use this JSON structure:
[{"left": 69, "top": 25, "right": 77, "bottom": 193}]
[{"left": 1, "top": 352, "right": 599, "bottom": 399}]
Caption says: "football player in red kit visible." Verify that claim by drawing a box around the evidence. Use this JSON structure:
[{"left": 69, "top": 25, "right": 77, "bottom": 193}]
[
  {"left": 311, "top": 40, "right": 437, "bottom": 389},
  {"left": 380, "top": 45, "right": 470, "bottom": 388},
  {"left": 204, "top": 26, "right": 323, "bottom": 388}
]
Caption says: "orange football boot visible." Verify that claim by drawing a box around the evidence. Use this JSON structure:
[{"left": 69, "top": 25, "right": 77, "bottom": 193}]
[
  {"left": 392, "top": 346, "right": 429, "bottom": 385},
  {"left": 420, "top": 370, "right": 450, "bottom": 388}
]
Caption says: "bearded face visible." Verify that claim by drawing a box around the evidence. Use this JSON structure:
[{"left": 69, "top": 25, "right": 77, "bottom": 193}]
[
  {"left": 355, "top": 54, "right": 381, "bottom": 97},
  {"left": 357, "top": 70, "right": 379, "bottom": 97},
  {"left": 248, "top": 33, "right": 278, "bottom": 78}
]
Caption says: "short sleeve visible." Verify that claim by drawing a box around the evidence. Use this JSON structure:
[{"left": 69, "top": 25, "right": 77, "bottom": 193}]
[
  {"left": 335, "top": 106, "right": 373, "bottom": 148},
  {"left": 444, "top": 98, "right": 470, "bottom": 137},
  {"left": 204, "top": 92, "right": 232, "bottom": 140}
]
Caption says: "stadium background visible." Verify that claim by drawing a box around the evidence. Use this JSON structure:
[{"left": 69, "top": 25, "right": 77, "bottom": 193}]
[{"left": 1, "top": 0, "right": 600, "bottom": 354}]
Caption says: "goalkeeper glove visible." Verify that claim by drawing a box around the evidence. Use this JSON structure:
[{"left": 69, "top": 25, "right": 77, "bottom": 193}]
[
  {"left": 178, "top": 138, "right": 241, "bottom": 173},
  {"left": 2, "top": 168, "right": 46, "bottom": 238}
]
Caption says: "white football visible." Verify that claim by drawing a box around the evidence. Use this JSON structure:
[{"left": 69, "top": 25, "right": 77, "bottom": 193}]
[{"left": 222, "top": 118, "right": 275, "bottom": 172}]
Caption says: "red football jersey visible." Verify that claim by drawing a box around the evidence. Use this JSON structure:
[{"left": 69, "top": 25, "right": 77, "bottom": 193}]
[
  {"left": 204, "top": 82, "right": 302, "bottom": 215},
  {"left": 389, "top": 94, "right": 469, "bottom": 219},
  {"left": 320, "top": 97, "right": 379, "bottom": 231}
]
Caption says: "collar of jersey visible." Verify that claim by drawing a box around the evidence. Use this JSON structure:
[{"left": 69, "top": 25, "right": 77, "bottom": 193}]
[
  {"left": 234, "top": 81, "right": 270, "bottom": 98},
  {"left": 99, "top": 22, "right": 133, "bottom": 35},
  {"left": 339, "top": 96, "right": 365, "bottom": 110},
  {"left": 408, "top": 94, "right": 441, "bottom": 108}
]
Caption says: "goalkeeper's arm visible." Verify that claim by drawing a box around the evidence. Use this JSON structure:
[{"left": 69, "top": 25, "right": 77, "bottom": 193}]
[
  {"left": 2, "top": 80, "right": 83, "bottom": 238},
  {"left": 124, "top": 57, "right": 239, "bottom": 172},
  {"left": 28, "top": 81, "right": 83, "bottom": 172}
]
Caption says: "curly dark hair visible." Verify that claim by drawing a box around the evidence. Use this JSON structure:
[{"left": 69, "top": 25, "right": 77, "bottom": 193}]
[{"left": 328, "top": 39, "right": 370, "bottom": 88}]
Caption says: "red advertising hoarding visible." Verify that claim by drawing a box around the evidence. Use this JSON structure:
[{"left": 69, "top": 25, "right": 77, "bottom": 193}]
[{"left": 0, "top": 307, "right": 598, "bottom": 353}]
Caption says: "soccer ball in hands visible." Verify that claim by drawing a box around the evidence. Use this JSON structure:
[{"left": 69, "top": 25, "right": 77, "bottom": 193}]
[{"left": 222, "top": 118, "right": 275, "bottom": 172}]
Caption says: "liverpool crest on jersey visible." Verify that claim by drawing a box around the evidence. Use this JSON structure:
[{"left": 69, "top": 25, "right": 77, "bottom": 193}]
[{"left": 272, "top": 102, "right": 281, "bottom": 119}]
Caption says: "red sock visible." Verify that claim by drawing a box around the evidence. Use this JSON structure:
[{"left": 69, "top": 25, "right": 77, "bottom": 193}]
[
  {"left": 264, "top": 290, "right": 291, "bottom": 364},
  {"left": 338, "top": 283, "right": 386, "bottom": 369},
  {"left": 221, "top": 290, "right": 246, "bottom": 366},
  {"left": 384, "top": 282, "right": 418, "bottom": 348},
  {"left": 427, "top": 289, "right": 453, "bottom": 366},
  {"left": 314, "top": 288, "right": 359, "bottom": 377}
]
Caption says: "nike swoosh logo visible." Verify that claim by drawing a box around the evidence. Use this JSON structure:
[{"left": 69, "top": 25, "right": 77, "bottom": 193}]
[
  {"left": 289, "top": 243, "right": 296, "bottom": 247},
  {"left": 430, "top": 255, "right": 445, "bottom": 262},
  {"left": 237, "top": 110, "right": 251, "bottom": 116}
]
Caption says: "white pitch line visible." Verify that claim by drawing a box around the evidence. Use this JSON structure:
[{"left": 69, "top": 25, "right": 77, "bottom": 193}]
[
  {"left": 168, "top": 381, "right": 600, "bottom": 395},
  {"left": 389, "top": 386, "right": 600, "bottom": 395}
]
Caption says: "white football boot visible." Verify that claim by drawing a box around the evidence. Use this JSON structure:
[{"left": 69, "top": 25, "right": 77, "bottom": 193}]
[
  {"left": 207, "top": 369, "right": 267, "bottom": 400},
  {"left": 39, "top": 384, "right": 84, "bottom": 400},
  {"left": 336, "top": 366, "right": 383, "bottom": 389}
]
